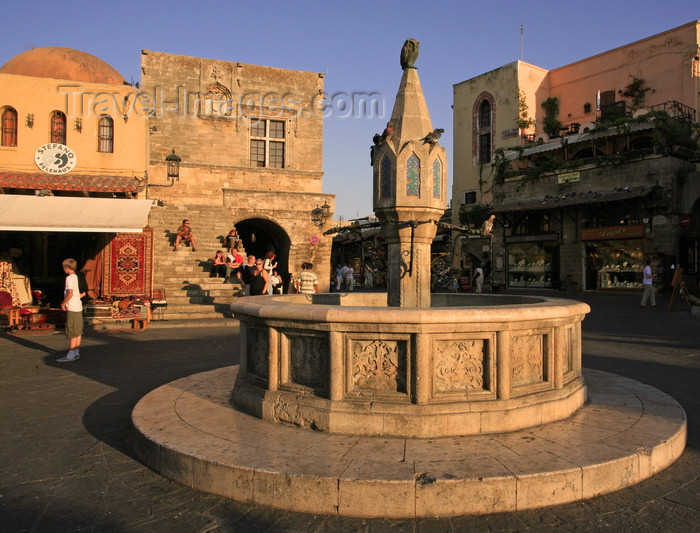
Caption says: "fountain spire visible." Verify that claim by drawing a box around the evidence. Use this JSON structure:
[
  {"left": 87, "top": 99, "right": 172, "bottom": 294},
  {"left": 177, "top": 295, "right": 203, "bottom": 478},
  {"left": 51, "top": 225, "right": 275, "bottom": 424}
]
[{"left": 371, "top": 39, "right": 447, "bottom": 307}]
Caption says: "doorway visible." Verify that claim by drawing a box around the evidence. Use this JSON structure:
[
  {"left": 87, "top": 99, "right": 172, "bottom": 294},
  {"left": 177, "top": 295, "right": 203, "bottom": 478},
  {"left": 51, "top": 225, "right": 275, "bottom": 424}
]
[{"left": 234, "top": 218, "right": 291, "bottom": 290}]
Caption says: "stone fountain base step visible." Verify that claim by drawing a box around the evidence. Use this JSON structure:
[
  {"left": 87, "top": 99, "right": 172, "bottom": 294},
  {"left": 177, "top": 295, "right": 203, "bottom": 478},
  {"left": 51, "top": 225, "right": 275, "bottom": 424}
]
[{"left": 132, "top": 367, "right": 686, "bottom": 519}]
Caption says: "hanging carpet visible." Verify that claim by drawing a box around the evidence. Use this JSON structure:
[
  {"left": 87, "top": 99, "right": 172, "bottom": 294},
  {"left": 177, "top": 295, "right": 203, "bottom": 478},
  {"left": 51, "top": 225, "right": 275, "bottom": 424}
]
[{"left": 102, "top": 229, "right": 153, "bottom": 298}]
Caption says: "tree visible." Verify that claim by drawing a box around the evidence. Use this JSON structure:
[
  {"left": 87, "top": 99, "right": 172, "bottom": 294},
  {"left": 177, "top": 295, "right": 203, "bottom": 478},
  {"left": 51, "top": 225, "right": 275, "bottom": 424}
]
[
  {"left": 619, "top": 75, "right": 654, "bottom": 112},
  {"left": 541, "top": 97, "right": 562, "bottom": 138}
]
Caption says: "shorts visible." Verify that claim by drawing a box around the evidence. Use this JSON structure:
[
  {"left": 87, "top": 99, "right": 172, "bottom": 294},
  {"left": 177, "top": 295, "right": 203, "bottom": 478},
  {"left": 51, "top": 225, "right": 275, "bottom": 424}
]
[{"left": 65, "top": 310, "right": 83, "bottom": 339}]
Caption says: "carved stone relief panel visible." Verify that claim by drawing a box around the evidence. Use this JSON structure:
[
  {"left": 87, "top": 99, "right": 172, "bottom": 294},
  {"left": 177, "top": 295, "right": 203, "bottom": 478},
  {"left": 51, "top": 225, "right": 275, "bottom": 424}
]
[
  {"left": 510, "top": 333, "right": 545, "bottom": 387},
  {"left": 564, "top": 326, "right": 574, "bottom": 374},
  {"left": 288, "top": 333, "right": 329, "bottom": 394},
  {"left": 247, "top": 327, "right": 269, "bottom": 383},
  {"left": 433, "top": 337, "right": 492, "bottom": 396},
  {"left": 349, "top": 338, "right": 408, "bottom": 396}
]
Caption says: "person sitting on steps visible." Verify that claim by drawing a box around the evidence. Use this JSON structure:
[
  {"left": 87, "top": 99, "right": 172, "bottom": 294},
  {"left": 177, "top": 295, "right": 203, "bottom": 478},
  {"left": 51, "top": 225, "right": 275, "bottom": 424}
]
[
  {"left": 174, "top": 219, "right": 197, "bottom": 251},
  {"left": 225, "top": 248, "right": 244, "bottom": 283},
  {"left": 224, "top": 229, "right": 240, "bottom": 251},
  {"left": 210, "top": 250, "right": 226, "bottom": 278}
]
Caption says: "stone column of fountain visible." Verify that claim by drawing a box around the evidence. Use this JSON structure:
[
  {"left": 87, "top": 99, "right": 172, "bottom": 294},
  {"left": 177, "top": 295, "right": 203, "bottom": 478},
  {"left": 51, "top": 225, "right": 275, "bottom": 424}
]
[{"left": 371, "top": 39, "right": 447, "bottom": 307}]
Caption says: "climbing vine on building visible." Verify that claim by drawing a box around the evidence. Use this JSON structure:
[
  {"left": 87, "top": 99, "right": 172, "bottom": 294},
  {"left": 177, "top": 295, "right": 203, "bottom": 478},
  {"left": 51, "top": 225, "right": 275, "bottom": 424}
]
[{"left": 541, "top": 97, "right": 562, "bottom": 138}]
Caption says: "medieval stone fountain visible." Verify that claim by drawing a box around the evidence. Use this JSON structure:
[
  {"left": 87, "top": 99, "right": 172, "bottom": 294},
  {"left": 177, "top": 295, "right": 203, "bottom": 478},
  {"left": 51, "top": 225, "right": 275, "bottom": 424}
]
[{"left": 132, "top": 40, "right": 686, "bottom": 518}]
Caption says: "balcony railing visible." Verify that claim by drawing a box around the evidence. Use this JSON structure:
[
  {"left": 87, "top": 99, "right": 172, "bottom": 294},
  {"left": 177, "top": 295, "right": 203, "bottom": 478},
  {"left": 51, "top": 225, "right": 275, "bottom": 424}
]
[{"left": 650, "top": 100, "right": 696, "bottom": 122}]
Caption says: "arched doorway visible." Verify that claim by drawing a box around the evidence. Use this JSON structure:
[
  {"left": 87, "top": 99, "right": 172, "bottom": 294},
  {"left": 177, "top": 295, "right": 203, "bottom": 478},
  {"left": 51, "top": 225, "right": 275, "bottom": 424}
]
[{"left": 234, "top": 218, "right": 292, "bottom": 291}]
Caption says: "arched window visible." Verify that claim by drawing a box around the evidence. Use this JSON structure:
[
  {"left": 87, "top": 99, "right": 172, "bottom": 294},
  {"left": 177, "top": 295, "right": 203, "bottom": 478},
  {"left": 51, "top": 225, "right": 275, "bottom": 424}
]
[
  {"left": 478, "top": 100, "right": 492, "bottom": 164},
  {"left": 473, "top": 93, "right": 495, "bottom": 166},
  {"left": 479, "top": 100, "right": 491, "bottom": 129},
  {"left": 1, "top": 107, "right": 18, "bottom": 146},
  {"left": 406, "top": 153, "right": 420, "bottom": 196},
  {"left": 432, "top": 158, "right": 442, "bottom": 198},
  {"left": 98, "top": 115, "right": 114, "bottom": 153},
  {"left": 50, "top": 111, "right": 66, "bottom": 144}
]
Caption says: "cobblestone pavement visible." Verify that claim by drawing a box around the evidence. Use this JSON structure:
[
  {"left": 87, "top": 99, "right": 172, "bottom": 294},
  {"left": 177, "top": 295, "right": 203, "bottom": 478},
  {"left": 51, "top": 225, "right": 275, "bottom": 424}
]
[{"left": 1, "top": 290, "right": 698, "bottom": 532}]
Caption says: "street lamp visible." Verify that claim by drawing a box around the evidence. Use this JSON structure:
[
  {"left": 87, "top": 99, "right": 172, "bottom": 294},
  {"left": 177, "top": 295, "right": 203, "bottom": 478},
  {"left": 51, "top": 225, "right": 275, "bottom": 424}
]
[
  {"left": 312, "top": 202, "right": 331, "bottom": 227},
  {"left": 165, "top": 149, "right": 181, "bottom": 185}
]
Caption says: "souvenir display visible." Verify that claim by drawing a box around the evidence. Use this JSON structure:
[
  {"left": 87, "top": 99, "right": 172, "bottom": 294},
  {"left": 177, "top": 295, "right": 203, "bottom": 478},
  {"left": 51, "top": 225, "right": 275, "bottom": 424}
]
[{"left": 507, "top": 243, "right": 555, "bottom": 288}]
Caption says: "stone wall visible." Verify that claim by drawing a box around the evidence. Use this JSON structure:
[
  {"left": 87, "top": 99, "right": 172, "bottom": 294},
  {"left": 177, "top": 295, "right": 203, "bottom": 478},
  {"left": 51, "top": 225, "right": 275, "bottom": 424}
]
[
  {"left": 140, "top": 50, "right": 334, "bottom": 290},
  {"left": 141, "top": 49, "right": 325, "bottom": 198}
]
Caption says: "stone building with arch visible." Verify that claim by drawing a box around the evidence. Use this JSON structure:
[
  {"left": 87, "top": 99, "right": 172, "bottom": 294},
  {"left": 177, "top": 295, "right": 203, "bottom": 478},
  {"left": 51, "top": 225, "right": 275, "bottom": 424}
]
[{"left": 142, "top": 50, "right": 334, "bottom": 317}]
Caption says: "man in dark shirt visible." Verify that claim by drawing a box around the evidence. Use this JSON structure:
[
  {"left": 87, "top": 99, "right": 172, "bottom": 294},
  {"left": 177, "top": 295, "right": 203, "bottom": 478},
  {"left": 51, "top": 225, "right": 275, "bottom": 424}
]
[{"left": 237, "top": 255, "right": 256, "bottom": 295}]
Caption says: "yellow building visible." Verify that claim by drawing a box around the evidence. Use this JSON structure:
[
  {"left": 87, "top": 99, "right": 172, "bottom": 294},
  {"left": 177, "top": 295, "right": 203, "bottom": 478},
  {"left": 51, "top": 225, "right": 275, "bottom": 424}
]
[{"left": 0, "top": 47, "right": 151, "bottom": 309}]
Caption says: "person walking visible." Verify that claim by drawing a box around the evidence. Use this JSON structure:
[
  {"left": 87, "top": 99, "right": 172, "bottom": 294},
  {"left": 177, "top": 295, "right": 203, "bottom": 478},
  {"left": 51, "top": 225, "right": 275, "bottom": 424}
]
[
  {"left": 296, "top": 262, "right": 319, "bottom": 294},
  {"left": 364, "top": 264, "right": 374, "bottom": 288},
  {"left": 335, "top": 265, "right": 343, "bottom": 292},
  {"left": 640, "top": 257, "right": 656, "bottom": 308},
  {"left": 56, "top": 258, "right": 83, "bottom": 363},
  {"left": 342, "top": 262, "right": 354, "bottom": 292},
  {"left": 263, "top": 252, "right": 278, "bottom": 295},
  {"left": 473, "top": 264, "right": 484, "bottom": 294}
]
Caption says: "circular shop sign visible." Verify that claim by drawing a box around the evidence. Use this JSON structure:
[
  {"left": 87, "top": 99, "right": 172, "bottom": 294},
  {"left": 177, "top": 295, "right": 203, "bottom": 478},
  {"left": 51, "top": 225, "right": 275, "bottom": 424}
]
[
  {"left": 34, "top": 143, "right": 77, "bottom": 175},
  {"left": 309, "top": 235, "right": 320, "bottom": 245}
]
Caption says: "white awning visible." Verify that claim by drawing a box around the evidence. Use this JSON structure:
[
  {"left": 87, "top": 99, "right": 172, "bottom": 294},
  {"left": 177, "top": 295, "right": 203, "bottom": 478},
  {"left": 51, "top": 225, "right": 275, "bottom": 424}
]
[{"left": 0, "top": 195, "right": 152, "bottom": 233}]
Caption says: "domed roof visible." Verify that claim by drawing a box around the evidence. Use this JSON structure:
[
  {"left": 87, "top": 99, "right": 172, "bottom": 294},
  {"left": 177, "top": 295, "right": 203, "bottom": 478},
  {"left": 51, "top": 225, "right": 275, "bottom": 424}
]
[{"left": 0, "top": 47, "right": 126, "bottom": 85}]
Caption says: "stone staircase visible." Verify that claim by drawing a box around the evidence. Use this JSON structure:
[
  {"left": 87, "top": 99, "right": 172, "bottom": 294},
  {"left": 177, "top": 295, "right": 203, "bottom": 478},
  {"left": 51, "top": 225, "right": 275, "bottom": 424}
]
[{"left": 148, "top": 204, "right": 244, "bottom": 321}]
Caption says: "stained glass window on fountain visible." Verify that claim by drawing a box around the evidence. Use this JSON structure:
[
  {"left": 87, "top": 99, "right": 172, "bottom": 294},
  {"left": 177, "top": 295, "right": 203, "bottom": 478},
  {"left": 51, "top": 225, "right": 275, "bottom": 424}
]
[
  {"left": 432, "top": 158, "right": 441, "bottom": 198},
  {"left": 406, "top": 153, "right": 420, "bottom": 196},
  {"left": 380, "top": 156, "right": 392, "bottom": 199}
]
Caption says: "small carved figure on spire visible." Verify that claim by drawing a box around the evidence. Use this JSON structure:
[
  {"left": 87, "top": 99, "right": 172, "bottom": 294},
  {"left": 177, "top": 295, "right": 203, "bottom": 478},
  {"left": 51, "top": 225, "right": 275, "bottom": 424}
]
[
  {"left": 370, "top": 133, "right": 382, "bottom": 165},
  {"left": 400, "top": 39, "right": 420, "bottom": 70},
  {"left": 383, "top": 121, "right": 395, "bottom": 140},
  {"left": 371, "top": 122, "right": 396, "bottom": 164},
  {"left": 420, "top": 128, "right": 444, "bottom": 144}
]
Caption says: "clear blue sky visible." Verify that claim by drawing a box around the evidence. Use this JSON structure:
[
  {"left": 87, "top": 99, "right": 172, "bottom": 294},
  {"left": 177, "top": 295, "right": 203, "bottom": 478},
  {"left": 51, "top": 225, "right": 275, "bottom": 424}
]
[{"left": 2, "top": 1, "right": 698, "bottom": 220}]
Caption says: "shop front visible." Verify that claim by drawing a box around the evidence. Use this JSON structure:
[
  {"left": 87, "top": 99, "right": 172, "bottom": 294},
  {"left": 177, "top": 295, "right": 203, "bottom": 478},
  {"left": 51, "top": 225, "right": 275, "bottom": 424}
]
[
  {"left": 582, "top": 225, "right": 662, "bottom": 291},
  {"left": 0, "top": 195, "right": 153, "bottom": 329}
]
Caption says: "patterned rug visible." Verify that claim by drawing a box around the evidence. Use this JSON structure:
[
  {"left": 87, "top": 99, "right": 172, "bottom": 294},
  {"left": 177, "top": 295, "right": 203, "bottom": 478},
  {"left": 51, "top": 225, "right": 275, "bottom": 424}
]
[{"left": 103, "top": 230, "right": 153, "bottom": 298}]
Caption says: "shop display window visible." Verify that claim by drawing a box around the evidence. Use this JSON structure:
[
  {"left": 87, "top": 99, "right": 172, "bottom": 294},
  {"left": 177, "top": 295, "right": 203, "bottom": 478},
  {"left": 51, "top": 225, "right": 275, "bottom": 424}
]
[
  {"left": 586, "top": 243, "right": 663, "bottom": 291},
  {"left": 595, "top": 247, "right": 644, "bottom": 289},
  {"left": 507, "top": 243, "right": 555, "bottom": 288}
]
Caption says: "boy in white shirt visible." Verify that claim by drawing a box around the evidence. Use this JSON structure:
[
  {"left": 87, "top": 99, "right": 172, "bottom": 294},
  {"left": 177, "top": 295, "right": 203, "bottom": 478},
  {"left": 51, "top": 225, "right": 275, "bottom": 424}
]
[{"left": 56, "top": 258, "right": 84, "bottom": 362}]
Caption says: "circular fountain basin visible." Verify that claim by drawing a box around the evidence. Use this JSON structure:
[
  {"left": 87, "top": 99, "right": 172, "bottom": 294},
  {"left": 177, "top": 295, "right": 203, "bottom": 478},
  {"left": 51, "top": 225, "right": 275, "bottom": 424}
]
[{"left": 231, "top": 293, "right": 590, "bottom": 438}]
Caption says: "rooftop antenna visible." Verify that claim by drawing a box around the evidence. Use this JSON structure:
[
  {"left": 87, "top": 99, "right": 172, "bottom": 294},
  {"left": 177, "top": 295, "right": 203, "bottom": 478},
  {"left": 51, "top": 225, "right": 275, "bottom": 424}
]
[{"left": 520, "top": 24, "right": 524, "bottom": 61}]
